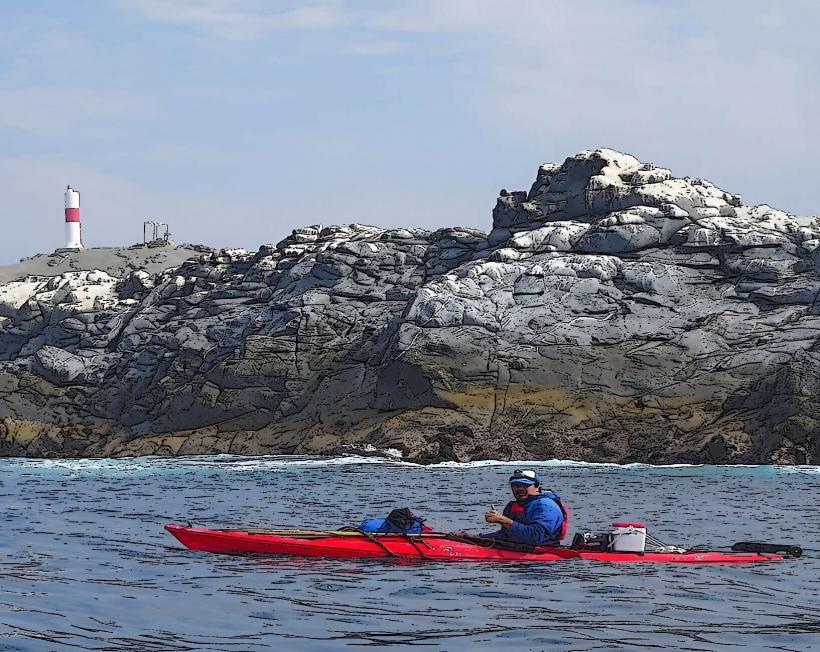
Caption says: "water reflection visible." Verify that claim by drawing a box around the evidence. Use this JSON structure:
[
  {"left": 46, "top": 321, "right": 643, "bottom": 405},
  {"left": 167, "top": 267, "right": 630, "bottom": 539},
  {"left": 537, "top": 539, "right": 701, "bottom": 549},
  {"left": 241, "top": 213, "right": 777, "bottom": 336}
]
[{"left": 0, "top": 456, "right": 817, "bottom": 650}]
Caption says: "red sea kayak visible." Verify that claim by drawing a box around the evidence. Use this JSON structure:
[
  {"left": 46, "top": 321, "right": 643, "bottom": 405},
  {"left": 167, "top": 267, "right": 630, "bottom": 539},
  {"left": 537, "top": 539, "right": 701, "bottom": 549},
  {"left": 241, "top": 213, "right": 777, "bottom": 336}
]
[{"left": 164, "top": 524, "right": 788, "bottom": 564}]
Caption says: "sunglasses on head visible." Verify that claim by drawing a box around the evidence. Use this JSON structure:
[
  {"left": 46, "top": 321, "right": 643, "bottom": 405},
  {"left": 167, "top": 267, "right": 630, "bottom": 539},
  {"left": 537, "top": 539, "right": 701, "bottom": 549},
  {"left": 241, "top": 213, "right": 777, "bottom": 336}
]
[{"left": 512, "top": 469, "right": 537, "bottom": 479}]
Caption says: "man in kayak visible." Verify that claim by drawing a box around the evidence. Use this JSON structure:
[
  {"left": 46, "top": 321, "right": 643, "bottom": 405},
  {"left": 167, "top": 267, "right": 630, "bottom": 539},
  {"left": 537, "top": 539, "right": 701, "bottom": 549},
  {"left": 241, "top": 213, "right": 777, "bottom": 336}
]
[{"left": 479, "top": 469, "right": 569, "bottom": 546}]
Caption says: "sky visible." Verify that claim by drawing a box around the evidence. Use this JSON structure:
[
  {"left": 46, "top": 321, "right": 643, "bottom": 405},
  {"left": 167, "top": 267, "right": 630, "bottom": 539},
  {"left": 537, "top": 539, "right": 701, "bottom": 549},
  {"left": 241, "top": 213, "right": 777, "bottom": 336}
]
[{"left": 1, "top": 0, "right": 818, "bottom": 264}]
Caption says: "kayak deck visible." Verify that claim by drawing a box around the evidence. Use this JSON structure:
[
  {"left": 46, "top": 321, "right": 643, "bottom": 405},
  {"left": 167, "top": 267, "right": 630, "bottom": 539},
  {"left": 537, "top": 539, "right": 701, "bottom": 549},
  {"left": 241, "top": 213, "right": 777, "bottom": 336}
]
[{"left": 164, "top": 525, "right": 785, "bottom": 564}]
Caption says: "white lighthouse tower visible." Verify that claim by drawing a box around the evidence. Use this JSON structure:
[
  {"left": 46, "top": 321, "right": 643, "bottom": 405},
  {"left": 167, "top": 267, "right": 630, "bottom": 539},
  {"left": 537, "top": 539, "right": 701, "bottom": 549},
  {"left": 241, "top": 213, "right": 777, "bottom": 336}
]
[{"left": 64, "top": 185, "right": 83, "bottom": 249}]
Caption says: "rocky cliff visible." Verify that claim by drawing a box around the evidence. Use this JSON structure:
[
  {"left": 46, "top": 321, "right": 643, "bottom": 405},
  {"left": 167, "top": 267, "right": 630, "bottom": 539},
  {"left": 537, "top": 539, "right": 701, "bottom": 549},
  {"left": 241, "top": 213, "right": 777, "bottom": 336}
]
[{"left": 2, "top": 149, "right": 819, "bottom": 463}]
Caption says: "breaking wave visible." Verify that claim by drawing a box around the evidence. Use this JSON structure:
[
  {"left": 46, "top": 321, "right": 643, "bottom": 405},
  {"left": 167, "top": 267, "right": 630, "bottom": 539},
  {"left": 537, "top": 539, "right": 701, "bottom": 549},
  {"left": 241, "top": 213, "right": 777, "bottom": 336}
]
[{"left": 2, "top": 454, "right": 818, "bottom": 475}]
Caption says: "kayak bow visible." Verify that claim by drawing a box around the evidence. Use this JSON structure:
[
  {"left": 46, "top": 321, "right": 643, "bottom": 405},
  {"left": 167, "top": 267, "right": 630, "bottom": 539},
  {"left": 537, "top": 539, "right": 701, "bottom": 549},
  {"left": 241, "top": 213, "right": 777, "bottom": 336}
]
[{"left": 164, "top": 524, "right": 790, "bottom": 564}]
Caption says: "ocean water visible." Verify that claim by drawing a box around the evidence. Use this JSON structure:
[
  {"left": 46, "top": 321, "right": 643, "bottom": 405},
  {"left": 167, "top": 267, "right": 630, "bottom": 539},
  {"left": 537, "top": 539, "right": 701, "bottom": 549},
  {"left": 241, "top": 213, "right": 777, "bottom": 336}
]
[{"left": 1, "top": 456, "right": 818, "bottom": 651}]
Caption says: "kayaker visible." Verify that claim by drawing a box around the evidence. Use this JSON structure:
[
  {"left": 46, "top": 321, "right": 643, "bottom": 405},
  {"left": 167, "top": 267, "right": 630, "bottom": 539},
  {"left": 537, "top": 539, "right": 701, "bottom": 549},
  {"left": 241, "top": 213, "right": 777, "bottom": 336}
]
[{"left": 478, "top": 469, "right": 569, "bottom": 546}]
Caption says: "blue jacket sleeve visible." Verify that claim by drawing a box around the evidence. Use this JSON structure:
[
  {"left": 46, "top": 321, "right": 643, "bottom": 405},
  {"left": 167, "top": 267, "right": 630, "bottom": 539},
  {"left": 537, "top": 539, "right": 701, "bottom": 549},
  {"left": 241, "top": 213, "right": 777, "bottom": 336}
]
[
  {"left": 504, "top": 517, "right": 550, "bottom": 545},
  {"left": 478, "top": 499, "right": 561, "bottom": 545},
  {"left": 505, "top": 500, "right": 559, "bottom": 545},
  {"left": 478, "top": 529, "right": 505, "bottom": 540},
  {"left": 478, "top": 522, "right": 549, "bottom": 544}
]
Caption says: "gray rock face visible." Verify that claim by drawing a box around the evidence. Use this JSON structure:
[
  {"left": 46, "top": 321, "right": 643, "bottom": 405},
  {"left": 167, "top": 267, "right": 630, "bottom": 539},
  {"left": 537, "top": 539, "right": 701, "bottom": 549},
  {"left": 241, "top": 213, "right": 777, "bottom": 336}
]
[{"left": 1, "top": 150, "right": 818, "bottom": 464}]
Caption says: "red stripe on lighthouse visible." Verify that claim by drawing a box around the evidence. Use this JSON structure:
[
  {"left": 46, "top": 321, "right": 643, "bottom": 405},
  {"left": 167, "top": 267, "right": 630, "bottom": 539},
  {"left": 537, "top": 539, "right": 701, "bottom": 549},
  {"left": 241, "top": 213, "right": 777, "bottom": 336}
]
[{"left": 65, "top": 208, "right": 80, "bottom": 222}]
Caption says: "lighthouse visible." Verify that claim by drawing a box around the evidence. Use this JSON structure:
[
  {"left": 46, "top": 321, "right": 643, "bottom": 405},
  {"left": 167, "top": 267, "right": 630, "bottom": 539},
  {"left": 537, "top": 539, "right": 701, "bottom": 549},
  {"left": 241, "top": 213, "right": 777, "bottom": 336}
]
[{"left": 64, "top": 185, "right": 83, "bottom": 249}]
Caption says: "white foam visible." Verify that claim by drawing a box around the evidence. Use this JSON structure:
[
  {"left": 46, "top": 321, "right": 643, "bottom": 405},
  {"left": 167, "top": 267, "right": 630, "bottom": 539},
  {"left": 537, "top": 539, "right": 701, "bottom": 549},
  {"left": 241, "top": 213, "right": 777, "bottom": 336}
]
[
  {"left": 342, "top": 443, "right": 404, "bottom": 459},
  {"left": 2, "top": 454, "right": 817, "bottom": 474},
  {"left": 0, "top": 453, "right": 416, "bottom": 473},
  {"left": 771, "top": 465, "right": 820, "bottom": 475},
  {"left": 427, "top": 458, "right": 623, "bottom": 469}
]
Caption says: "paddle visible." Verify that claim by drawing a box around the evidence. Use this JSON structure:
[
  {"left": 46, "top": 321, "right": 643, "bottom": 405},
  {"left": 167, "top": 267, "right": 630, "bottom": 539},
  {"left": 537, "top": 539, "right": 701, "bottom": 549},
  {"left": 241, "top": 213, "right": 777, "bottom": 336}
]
[
  {"left": 731, "top": 541, "right": 803, "bottom": 558},
  {"left": 222, "top": 527, "right": 454, "bottom": 538}
]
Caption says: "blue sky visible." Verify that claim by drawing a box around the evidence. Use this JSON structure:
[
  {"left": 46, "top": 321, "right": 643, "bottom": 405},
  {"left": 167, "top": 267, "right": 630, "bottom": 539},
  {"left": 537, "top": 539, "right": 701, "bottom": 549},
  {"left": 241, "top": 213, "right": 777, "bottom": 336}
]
[{"left": 1, "top": 0, "right": 818, "bottom": 263}]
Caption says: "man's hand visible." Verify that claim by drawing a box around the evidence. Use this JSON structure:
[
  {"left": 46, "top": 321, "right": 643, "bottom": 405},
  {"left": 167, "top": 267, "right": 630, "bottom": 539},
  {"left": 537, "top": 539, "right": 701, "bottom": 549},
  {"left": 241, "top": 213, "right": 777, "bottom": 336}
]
[{"left": 484, "top": 505, "right": 511, "bottom": 526}]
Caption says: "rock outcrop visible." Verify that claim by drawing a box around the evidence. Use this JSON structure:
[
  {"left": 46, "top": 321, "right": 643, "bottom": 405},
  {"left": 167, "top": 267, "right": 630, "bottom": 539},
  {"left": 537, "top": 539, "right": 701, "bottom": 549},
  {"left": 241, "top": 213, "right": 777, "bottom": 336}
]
[{"left": 1, "top": 149, "right": 818, "bottom": 464}]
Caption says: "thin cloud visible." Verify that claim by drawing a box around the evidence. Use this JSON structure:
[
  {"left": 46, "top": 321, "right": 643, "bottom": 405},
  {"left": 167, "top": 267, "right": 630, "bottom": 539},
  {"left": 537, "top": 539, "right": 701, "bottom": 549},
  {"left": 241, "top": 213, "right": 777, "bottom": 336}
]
[
  {"left": 0, "top": 88, "right": 158, "bottom": 138},
  {"left": 344, "top": 40, "right": 405, "bottom": 56},
  {"left": 2, "top": 0, "right": 818, "bottom": 266},
  {"left": 117, "top": 0, "right": 351, "bottom": 41}
]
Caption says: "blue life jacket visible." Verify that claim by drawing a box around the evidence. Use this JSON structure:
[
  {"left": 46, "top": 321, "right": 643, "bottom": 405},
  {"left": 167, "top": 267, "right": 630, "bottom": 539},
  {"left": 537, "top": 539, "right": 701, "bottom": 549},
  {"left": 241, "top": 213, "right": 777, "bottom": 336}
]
[{"left": 357, "top": 517, "right": 425, "bottom": 534}]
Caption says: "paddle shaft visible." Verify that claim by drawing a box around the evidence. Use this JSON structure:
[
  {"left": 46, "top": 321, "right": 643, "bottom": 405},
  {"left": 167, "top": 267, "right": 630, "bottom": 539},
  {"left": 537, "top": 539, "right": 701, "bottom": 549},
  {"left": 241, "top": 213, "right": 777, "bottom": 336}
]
[{"left": 222, "top": 528, "right": 453, "bottom": 538}]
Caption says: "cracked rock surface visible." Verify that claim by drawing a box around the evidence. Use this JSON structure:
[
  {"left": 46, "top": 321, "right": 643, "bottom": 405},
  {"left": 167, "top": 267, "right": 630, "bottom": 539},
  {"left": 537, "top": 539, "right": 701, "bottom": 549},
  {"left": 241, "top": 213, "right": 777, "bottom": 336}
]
[{"left": 1, "top": 149, "right": 819, "bottom": 464}]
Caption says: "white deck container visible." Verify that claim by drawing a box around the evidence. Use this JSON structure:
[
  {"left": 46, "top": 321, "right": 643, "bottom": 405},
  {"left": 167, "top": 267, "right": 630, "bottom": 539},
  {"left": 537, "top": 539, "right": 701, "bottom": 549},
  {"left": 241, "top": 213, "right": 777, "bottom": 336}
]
[{"left": 610, "top": 521, "right": 647, "bottom": 552}]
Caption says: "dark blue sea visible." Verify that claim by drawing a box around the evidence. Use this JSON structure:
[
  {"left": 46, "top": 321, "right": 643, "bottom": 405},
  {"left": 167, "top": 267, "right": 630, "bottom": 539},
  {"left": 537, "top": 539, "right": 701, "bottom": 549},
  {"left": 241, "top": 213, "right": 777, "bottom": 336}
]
[{"left": 1, "top": 456, "right": 818, "bottom": 651}]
